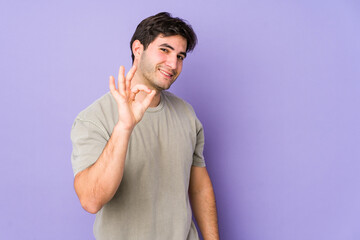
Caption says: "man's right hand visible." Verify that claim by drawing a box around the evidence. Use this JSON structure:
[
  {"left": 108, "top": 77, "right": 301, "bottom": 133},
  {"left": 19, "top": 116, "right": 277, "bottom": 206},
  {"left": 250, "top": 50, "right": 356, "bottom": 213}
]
[
  {"left": 75, "top": 62, "right": 156, "bottom": 214},
  {"left": 109, "top": 62, "right": 156, "bottom": 131}
]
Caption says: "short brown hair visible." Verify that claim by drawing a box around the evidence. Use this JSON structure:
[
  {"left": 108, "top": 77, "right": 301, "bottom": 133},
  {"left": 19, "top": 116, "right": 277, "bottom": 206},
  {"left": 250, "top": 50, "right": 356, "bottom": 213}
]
[{"left": 130, "top": 12, "right": 197, "bottom": 62}]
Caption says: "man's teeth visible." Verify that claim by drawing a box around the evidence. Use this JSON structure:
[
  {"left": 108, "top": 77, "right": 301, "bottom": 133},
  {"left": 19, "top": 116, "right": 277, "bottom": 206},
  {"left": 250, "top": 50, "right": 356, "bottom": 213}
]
[{"left": 159, "top": 69, "right": 172, "bottom": 77}]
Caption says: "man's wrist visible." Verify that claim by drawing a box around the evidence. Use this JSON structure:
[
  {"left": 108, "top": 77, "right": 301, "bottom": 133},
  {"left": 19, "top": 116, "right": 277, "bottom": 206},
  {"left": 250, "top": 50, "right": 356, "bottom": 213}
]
[{"left": 113, "top": 123, "right": 134, "bottom": 135}]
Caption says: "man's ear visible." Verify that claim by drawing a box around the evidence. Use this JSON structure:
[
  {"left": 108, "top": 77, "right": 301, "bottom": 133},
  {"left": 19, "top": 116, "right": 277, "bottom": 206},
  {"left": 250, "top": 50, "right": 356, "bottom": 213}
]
[{"left": 132, "top": 40, "right": 143, "bottom": 60}]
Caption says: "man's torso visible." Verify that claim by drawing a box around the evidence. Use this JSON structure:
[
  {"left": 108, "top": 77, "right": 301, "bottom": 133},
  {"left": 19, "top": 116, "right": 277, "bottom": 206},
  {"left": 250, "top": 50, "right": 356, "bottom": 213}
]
[{"left": 71, "top": 91, "right": 205, "bottom": 239}]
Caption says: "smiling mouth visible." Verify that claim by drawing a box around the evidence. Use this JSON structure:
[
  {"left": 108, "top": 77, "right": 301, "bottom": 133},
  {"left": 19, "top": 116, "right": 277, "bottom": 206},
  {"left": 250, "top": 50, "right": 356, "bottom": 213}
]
[{"left": 159, "top": 69, "right": 174, "bottom": 78}]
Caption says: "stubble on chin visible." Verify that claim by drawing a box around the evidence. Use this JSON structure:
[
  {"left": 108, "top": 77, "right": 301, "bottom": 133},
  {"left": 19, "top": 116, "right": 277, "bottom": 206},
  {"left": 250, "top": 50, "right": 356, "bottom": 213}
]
[
  {"left": 145, "top": 69, "right": 176, "bottom": 92},
  {"left": 138, "top": 58, "right": 177, "bottom": 91}
]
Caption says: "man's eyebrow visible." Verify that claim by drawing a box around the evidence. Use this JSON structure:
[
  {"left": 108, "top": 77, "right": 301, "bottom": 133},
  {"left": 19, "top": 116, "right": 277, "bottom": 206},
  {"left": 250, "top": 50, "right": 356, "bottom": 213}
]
[
  {"left": 159, "top": 43, "right": 174, "bottom": 50},
  {"left": 159, "top": 43, "right": 187, "bottom": 58}
]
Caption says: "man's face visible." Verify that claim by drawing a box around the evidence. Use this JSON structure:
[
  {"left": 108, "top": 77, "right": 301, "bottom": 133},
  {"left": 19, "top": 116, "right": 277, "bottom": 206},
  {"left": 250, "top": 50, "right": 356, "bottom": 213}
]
[{"left": 137, "top": 34, "right": 187, "bottom": 91}]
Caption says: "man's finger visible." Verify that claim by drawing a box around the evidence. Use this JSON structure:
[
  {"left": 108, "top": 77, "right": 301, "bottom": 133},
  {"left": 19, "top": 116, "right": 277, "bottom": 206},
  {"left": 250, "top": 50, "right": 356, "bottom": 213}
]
[
  {"left": 129, "top": 91, "right": 136, "bottom": 101},
  {"left": 132, "top": 58, "right": 139, "bottom": 69},
  {"left": 109, "top": 75, "right": 116, "bottom": 93},
  {"left": 131, "top": 84, "right": 152, "bottom": 95},
  {"left": 125, "top": 64, "right": 137, "bottom": 94},
  {"left": 126, "top": 64, "right": 137, "bottom": 82},
  {"left": 109, "top": 76, "right": 120, "bottom": 100},
  {"left": 118, "top": 66, "right": 126, "bottom": 95},
  {"left": 141, "top": 90, "right": 156, "bottom": 108}
]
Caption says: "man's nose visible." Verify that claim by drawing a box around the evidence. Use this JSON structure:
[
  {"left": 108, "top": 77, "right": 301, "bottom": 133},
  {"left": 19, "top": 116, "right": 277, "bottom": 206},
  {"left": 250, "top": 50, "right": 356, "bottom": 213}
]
[{"left": 165, "top": 55, "right": 177, "bottom": 69}]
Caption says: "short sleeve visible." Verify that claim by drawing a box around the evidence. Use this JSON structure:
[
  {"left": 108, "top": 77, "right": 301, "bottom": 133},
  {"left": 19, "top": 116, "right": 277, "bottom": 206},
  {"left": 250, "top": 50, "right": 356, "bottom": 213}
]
[
  {"left": 192, "top": 118, "right": 206, "bottom": 167},
  {"left": 70, "top": 118, "right": 109, "bottom": 176}
]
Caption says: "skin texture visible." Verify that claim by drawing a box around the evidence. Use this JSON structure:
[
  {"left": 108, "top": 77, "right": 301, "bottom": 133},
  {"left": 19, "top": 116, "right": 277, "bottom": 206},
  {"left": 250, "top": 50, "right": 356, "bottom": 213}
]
[
  {"left": 131, "top": 35, "right": 187, "bottom": 106},
  {"left": 189, "top": 166, "right": 220, "bottom": 240},
  {"left": 74, "top": 63, "right": 156, "bottom": 213},
  {"left": 74, "top": 34, "right": 219, "bottom": 239}
]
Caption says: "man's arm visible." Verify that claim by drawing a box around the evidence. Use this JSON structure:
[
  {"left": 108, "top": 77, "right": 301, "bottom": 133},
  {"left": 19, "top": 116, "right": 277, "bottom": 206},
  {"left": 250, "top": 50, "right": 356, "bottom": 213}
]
[
  {"left": 73, "top": 64, "right": 155, "bottom": 214},
  {"left": 189, "top": 166, "right": 220, "bottom": 240},
  {"left": 74, "top": 125, "right": 131, "bottom": 214}
]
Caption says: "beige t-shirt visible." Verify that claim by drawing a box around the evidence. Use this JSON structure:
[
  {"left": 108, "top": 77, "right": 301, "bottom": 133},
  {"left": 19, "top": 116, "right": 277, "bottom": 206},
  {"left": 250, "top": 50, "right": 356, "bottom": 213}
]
[{"left": 71, "top": 91, "right": 206, "bottom": 240}]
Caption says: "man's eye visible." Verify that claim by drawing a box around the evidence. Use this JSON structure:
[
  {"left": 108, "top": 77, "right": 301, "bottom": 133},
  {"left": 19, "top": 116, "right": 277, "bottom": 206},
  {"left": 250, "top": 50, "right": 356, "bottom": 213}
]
[
  {"left": 160, "top": 48, "right": 168, "bottom": 53},
  {"left": 177, "top": 55, "right": 184, "bottom": 61}
]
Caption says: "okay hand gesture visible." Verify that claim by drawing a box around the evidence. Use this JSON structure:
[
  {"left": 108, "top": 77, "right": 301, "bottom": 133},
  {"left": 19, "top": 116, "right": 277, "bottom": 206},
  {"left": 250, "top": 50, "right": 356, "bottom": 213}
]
[{"left": 109, "top": 62, "right": 156, "bottom": 131}]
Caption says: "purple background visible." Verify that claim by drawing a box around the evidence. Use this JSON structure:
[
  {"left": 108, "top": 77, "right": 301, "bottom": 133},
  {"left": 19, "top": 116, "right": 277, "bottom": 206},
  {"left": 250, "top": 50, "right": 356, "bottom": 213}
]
[{"left": 1, "top": 0, "right": 360, "bottom": 239}]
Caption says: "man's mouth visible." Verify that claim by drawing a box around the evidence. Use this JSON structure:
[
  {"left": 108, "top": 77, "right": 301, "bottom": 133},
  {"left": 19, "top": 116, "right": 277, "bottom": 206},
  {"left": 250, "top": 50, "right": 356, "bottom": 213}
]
[{"left": 159, "top": 69, "right": 174, "bottom": 78}]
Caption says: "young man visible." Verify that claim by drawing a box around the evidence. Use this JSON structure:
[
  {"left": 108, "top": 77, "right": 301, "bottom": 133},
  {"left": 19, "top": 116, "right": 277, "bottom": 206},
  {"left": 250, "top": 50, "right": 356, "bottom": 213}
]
[{"left": 71, "top": 12, "right": 219, "bottom": 239}]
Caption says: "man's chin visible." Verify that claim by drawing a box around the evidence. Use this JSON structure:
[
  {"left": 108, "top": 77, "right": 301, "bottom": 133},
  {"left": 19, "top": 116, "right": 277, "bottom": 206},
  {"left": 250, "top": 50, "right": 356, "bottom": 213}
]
[
  {"left": 155, "top": 84, "right": 171, "bottom": 92},
  {"left": 154, "top": 81, "right": 174, "bottom": 91}
]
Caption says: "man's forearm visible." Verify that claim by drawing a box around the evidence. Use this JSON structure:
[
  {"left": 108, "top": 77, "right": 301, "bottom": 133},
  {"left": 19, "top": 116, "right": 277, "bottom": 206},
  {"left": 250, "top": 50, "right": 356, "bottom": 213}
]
[
  {"left": 74, "top": 124, "right": 132, "bottom": 214},
  {"left": 190, "top": 186, "right": 220, "bottom": 240}
]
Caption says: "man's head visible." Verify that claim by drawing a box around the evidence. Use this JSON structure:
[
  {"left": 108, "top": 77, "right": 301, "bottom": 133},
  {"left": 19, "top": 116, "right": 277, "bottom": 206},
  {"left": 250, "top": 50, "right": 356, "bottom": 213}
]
[
  {"left": 130, "top": 12, "right": 197, "bottom": 63},
  {"left": 129, "top": 12, "right": 197, "bottom": 92}
]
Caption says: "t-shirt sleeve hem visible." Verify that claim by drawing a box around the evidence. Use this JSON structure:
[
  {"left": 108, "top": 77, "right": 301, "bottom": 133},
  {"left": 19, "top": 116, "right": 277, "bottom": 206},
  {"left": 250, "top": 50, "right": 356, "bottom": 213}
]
[{"left": 192, "top": 157, "right": 206, "bottom": 167}]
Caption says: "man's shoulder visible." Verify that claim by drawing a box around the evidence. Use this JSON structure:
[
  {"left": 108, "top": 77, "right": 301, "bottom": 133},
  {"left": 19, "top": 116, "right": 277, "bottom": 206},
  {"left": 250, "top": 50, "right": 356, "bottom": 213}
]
[
  {"left": 163, "top": 91, "right": 195, "bottom": 112},
  {"left": 76, "top": 92, "right": 115, "bottom": 119},
  {"left": 73, "top": 92, "right": 117, "bottom": 135},
  {"left": 162, "top": 91, "right": 200, "bottom": 122}
]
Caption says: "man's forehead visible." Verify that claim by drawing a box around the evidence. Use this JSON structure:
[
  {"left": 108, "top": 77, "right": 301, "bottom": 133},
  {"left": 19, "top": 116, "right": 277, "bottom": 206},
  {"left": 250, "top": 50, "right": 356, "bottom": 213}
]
[{"left": 152, "top": 34, "right": 187, "bottom": 51}]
